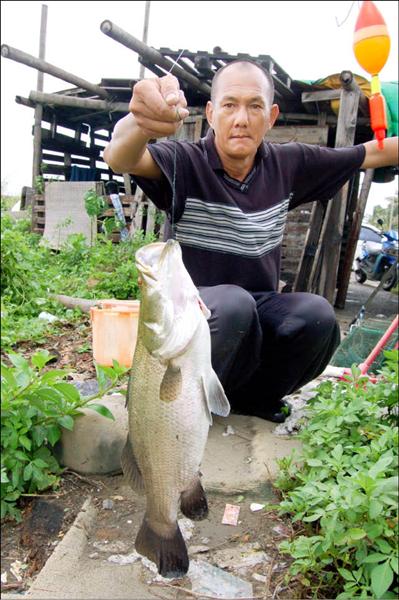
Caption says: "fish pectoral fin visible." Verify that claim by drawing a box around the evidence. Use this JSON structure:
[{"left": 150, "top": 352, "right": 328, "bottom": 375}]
[
  {"left": 180, "top": 477, "right": 208, "bottom": 521},
  {"left": 160, "top": 363, "right": 182, "bottom": 403},
  {"left": 121, "top": 435, "right": 145, "bottom": 494},
  {"left": 201, "top": 370, "right": 231, "bottom": 420},
  {"left": 136, "top": 517, "right": 189, "bottom": 578}
]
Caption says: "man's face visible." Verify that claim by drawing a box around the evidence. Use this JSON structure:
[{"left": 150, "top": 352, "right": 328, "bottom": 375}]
[{"left": 206, "top": 64, "right": 279, "bottom": 161}]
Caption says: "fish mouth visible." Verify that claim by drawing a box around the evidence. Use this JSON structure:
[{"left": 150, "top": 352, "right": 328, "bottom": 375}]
[{"left": 135, "top": 240, "right": 180, "bottom": 280}]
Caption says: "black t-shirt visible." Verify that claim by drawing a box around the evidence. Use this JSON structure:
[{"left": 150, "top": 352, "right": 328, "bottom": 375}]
[{"left": 133, "top": 128, "right": 365, "bottom": 292}]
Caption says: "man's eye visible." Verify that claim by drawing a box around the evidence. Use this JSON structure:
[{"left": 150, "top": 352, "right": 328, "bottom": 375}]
[{"left": 224, "top": 103, "right": 234, "bottom": 108}]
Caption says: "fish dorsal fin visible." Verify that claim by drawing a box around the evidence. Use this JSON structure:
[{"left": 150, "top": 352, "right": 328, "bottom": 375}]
[
  {"left": 160, "top": 363, "right": 182, "bottom": 403},
  {"left": 201, "top": 370, "right": 231, "bottom": 425}
]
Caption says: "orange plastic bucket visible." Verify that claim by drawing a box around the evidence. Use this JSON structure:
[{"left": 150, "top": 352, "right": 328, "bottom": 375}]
[{"left": 90, "top": 300, "right": 140, "bottom": 368}]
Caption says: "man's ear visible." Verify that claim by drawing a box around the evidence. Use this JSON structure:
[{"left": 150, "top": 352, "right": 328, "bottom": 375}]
[
  {"left": 269, "top": 104, "right": 280, "bottom": 128},
  {"left": 205, "top": 101, "right": 214, "bottom": 127}
]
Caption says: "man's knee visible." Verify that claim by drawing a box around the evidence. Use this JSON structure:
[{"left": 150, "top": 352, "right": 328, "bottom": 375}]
[
  {"left": 200, "top": 284, "right": 257, "bottom": 336},
  {"left": 276, "top": 293, "right": 338, "bottom": 342}
]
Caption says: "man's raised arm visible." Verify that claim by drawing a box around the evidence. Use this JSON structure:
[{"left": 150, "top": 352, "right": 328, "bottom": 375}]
[
  {"left": 361, "top": 136, "right": 399, "bottom": 169},
  {"left": 103, "top": 74, "right": 189, "bottom": 179}
]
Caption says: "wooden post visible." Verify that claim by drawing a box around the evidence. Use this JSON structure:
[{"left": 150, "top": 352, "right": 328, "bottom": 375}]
[
  {"left": 32, "top": 4, "right": 47, "bottom": 187},
  {"left": 293, "top": 202, "right": 326, "bottom": 291},
  {"left": 334, "top": 169, "right": 375, "bottom": 308},
  {"left": 123, "top": 174, "right": 132, "bottom": 195},
  {"left": 139, "top": 1, "right": 151, "bottom": 79},
  {"left": 314, "top": 72, "right": 360, "bottom": 303}
]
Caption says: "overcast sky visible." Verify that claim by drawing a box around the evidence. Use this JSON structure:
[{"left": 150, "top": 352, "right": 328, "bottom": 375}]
[{"left": 1, "top": 0, "right": 398, "bottom": 214}]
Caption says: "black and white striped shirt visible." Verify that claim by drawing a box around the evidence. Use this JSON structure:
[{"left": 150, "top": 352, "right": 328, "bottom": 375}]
[{"left": 133, "top": 129, "right": 365, "bottom": 292}]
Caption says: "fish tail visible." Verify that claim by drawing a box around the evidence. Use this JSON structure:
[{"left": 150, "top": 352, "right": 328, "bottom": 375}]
[
  {"left": 135, "top": 516, "right": 189, "bottom": 578},
  {"left": 180, "top": 477, "right": 208, "bottom": 521}
]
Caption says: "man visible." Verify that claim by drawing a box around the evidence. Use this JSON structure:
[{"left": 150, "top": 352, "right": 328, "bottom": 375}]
[{"left": 104, "top": 60, "right": 398, "bottom": 422}]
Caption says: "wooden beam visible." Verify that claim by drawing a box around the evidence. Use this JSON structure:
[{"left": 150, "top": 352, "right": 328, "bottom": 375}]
[
  {"left": 41, "top": 129, "right": 101, "bottom": 158},
  {"left": 32, "top": 4, "right": 47, "bottom": 187},
  {"left": 302, "top": 89, "right": 341, "bottom": 103},
  {"left": 1, "top": 44, "right": 109, "bottom": 99},
  {"left": 29, "top": 90, "right": 129, "bottom": 112},
  {"left": 334, "top": 169, "right": 375, "bottom": 308},
  {"left": 100, "top": 20, "right": 211, "bottom": 96}
]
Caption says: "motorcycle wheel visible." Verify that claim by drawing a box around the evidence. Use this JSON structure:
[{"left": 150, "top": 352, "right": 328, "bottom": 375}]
[
  {"left": 382, "top": 272, "right": 397, "bottom": 291},
  {"left": 355, "top": 270, "right": 367, "bottom": 284}
]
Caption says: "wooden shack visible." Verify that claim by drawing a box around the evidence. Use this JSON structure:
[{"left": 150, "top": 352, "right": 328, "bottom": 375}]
[{"left": 2, "top": 21, "right": 397, "bottom": 307}]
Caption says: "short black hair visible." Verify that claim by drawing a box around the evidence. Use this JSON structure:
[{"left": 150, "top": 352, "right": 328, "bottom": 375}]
[{"left": 210, "top": 59, "right": 275, "bottom": 105}]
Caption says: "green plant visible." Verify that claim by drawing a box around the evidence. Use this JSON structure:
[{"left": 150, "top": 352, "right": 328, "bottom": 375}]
[
  {"left": 274, "top": 351, "right": 398, "bottom": 599},
  {"left": 84, "top": 188, "right": 106, "bottom": 245},
  {"left": 1, "top": 350, "right": 128, "bottom": 522}
]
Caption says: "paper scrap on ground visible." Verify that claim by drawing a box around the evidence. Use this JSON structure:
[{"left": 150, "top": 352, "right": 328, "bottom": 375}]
[
  {"left": 222, "top": 503, "right": 240, "bottom": 526},
  {"left": 250, "top": 502, "right": 265, "bottom": 512}
]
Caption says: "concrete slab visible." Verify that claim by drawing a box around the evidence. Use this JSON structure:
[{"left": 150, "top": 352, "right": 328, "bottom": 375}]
[
  {"left": 203, "top": 414, "right": 301, "bottom": 491},
  {"left": 3, "top": 411, "right": 301, "bottom": 600}
]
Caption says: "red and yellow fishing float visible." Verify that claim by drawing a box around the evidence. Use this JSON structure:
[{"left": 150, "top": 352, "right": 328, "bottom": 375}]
[{"left": 353, "top": 0, "right": 391, "bottom": 149}]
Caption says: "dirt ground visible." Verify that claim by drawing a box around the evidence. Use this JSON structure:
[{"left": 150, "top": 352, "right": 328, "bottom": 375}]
[
  {"left": 1, "top": 318, "right": 305, "bottom": 599},
  {"left": 1, "top": 469, "right": 306, "bottom": 599},
  {"left": 2, "top": 277, "right": 397, "bottom": 599}
]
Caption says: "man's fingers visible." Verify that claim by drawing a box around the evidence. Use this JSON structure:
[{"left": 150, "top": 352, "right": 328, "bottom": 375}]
[
  {"left": 178, "top": 90, "right": 188, "bottom": 108},
  {"left": 136, "top": 115, "right": 184, "bottom": 137},
  {"left": 132, "top": 96, "right": 188, "bottom": 123},
  {"left": 159, "top": 74, "right": 182, "bottom": 105}
]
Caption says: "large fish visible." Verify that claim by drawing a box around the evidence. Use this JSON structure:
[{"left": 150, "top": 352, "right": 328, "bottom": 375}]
[{"left": 121, "top": 239, "right": 230, "bottom": 578}]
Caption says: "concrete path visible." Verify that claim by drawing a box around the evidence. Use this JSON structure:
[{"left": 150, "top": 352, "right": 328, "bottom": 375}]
[{"left": 3, "top": 407, "right": 305, "bottom": 600}]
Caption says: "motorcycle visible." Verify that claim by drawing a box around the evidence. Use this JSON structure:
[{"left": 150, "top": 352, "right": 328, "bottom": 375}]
[{"left": 354, "top": 221, "right": 399, "bottom": 291}]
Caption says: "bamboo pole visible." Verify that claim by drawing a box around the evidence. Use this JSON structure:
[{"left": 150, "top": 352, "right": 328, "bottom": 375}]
[
  {"left": 29, "top": 90, "right": 129, "bottom": 112},
  {"left": 1, "top": 44, "right": 109, "bottom": 99},
  {"left": 32, "top": 4, "right": 47, "bottom": 187},
  {"left": 100, "top": 20, "right": 211, "bottom": 96}
]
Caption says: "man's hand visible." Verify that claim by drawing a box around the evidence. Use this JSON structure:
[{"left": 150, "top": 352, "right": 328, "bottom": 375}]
[{"left": 130, "top": 74, "right": 190, "bottom": 139}]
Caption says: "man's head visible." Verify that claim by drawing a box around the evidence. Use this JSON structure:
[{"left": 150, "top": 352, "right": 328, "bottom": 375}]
[{"left": 206, "top": 60, "right": 279, "bottom": 163}]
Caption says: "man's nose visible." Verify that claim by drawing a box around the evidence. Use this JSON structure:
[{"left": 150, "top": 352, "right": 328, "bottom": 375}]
[{"left": 233, "top": 105, "right": 249, "bottom": 126}]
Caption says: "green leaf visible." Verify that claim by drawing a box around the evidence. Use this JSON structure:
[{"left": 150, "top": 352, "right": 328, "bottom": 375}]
[
  {"left": 390, "top": 557, "right": 399, "bottom": 575},
  {"left": 8, "top": 353, "right": 29, "bottom": 370},
  {"left": 369, "top": 499, "right": 383, "bottom": 519},
  {"left": 46, "top": 425, "right": 61, "bottom": 446},
  {"left": 23, "top": 463, "right": 33, "bottom": 481},
  {"left": 31, "top": 350, "right": 54, "bottom": 370},
  {"left": 41, "top": 369, "right": 68, "bottom": 384},
  {"left": 347, "top": 528, "right": 367, "bottom": 541},
  {"left": 53, "top": 382, "right": 81, "bottom": 403},
  {"left": 58, "top": 415, "right": 75, "bottom": 431},
  {"left": 337, "top": 567, "right": 355, "bottom": 581},
  {"left": 306, "top": 458, "right": 323, "bottom": 467},
  {"left": 86, "top": 403, "right": 115, "bottom": 421},
  {"left": 1, "top": 469, "right": 9, "bottom": 483},
  {"left": 369, "top": 456, "right": 394, "bottom": 478},
  {"left": 363, "top": 553, "right": 390, "bottom": 564},
  {"left": 33, "top": 386, "right": 63, "bottom": 403},
  {"left": 18, "top": 435, "right": 32, "bottom": 451},
  {"left": 371, "top": 562, "right": 394, "bottom": 598},
  {"left": 14, "top": 450, "right": 29, "bottom": 462},
  {"left": 33, "top": 458, "right": 49, "bottom": 469}
]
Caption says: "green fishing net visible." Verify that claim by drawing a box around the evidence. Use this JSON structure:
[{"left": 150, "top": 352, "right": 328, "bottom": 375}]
[{"left": 330, "top": 318, "right": 398, "bottom": 373}]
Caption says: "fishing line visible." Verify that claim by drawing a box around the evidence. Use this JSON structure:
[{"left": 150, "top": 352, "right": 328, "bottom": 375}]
[{"left": 166, "top": 48, "right": 186, "bottom": 239}]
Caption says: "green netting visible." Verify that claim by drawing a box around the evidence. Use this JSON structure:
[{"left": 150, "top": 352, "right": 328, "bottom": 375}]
[{"left": 331, "top": 318, "right": 398, "bottom": 373}]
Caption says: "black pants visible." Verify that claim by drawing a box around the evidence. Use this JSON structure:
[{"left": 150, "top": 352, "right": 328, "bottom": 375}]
[{"left": 199, "top": 285, "right": 340, "bottom": 414}]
